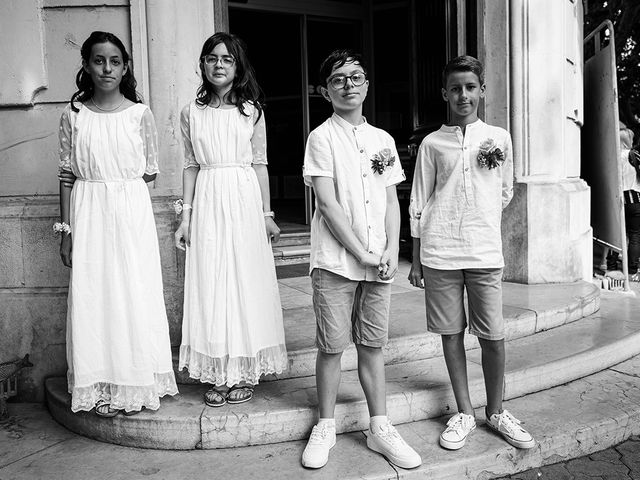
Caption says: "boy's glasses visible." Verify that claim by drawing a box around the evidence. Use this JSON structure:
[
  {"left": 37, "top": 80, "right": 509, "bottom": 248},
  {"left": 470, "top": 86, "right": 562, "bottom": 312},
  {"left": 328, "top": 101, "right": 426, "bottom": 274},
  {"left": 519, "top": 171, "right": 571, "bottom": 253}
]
[
  {"left": 327, "top": 72, "right": 367, "bottom": 90},
  {"left": 202, "top": 55, "right": 236, "bottom": 67}
]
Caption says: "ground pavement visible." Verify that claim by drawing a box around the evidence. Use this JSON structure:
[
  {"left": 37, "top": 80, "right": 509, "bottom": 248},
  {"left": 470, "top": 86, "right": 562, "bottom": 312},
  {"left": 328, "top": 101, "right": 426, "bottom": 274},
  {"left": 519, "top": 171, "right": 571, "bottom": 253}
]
[{"left": 2, "top": 260, "right": 640, "bottom": 479}]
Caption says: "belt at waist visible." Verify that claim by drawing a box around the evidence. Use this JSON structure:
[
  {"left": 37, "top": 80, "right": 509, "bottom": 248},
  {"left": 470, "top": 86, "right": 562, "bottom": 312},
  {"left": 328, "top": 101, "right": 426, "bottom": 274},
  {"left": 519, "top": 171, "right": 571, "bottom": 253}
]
[
  {"left": 199, "top": 163, "right": 252, "bottom": 169},
  {"left": 76, "top": 177, "right": 142, "bottom": 183}
]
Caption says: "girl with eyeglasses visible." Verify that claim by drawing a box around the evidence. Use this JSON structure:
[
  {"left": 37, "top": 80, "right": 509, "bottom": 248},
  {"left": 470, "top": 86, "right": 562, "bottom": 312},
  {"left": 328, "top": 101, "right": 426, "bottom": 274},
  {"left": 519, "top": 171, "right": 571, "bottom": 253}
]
[
  {"left": 175, "top": 32, "right": 287, "bottom": 407},
  {"left": 56, "top": 31, "right": 178, "bottom": 417}
]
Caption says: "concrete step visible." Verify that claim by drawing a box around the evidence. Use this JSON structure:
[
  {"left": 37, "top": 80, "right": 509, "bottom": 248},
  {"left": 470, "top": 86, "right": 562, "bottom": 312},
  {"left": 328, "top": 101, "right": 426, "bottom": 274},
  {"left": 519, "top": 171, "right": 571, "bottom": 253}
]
[
  {"left": 276, "top": 232, "right": 311, "bottom": 247},
  {"left": 45, "top": 288, "right": 640, "bottom": 451},
  {"left": 272, "top": 232, "right": 311, "bottom": 266},
  {"left": 9, "top": 353, "right": 640, "bottom": 479},
  {"left": 174, "top": 281, "right": 600, "bottom": 384}
]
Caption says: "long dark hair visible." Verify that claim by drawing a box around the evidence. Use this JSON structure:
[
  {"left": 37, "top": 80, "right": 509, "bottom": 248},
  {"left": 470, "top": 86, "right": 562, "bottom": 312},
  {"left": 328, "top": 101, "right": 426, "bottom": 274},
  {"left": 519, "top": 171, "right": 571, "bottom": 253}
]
[
  {"left": 196, "top": 32, "right": 264, "bottom": 121},
  {"left": 70, "top": 31, "right": 142, "bottom": 112}
]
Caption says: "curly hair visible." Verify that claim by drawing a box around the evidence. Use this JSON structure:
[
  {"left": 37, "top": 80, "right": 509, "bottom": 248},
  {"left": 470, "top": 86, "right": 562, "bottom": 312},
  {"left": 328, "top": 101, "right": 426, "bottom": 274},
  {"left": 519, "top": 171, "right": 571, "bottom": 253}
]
[
  {"left": 70, "top": 31, "right": 142, "bottom": 112},
  {"left": 195, "top": 32, "right": 264, "bottom": 121},
  {"left": 318, "top": 49, "right": 368, "bottom": 86}
]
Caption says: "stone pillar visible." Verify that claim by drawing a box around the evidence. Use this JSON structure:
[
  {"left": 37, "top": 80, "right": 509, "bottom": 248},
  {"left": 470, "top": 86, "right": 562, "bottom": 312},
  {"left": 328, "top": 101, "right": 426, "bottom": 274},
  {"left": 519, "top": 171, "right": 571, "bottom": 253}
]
[{"left": 480, "top": 0, "right": 592, "bottom": 284}]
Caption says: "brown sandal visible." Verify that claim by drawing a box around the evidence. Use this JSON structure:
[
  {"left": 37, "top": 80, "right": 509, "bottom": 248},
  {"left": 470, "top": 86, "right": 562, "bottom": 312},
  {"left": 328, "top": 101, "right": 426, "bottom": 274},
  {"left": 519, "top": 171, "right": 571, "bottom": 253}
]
[
  {"left": 227, "top": 385, "right": 254, "bottom": 404},
  {"left": 204, "top": 388, "right": 228, "bottom": 407},
  {"left": 95, "top": 400, "right": 119, "bottom": 418}
]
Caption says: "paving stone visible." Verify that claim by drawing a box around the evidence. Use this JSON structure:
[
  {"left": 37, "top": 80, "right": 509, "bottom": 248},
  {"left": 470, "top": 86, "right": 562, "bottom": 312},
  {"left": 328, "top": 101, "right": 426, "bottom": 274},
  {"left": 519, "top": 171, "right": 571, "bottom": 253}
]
[
  {"left": 566, "top": 456, "right": 630, "bottom": 478},
  {"left": 589, "top": 447, "right": 621, "bottom": 463},
  {"left": 617, "top": 440, "right": 640, "bottom": 479}
]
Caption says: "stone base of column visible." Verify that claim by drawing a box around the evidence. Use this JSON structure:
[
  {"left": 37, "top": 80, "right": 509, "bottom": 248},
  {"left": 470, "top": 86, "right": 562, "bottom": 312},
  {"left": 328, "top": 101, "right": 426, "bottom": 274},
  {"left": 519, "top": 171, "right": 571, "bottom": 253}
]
[{"left": 503, "top": 178, "right": 592, "bottom": 284}]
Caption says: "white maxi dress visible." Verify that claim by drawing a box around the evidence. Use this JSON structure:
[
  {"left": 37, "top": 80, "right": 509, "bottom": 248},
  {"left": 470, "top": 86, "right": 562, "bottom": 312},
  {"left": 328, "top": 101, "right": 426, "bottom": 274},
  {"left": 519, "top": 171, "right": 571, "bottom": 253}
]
[
  {"left": 59, "top": 103, "right": 178, "bottom": 412},
  {"left": 179, "top": 101, "right": 288, "bottom": 386}
]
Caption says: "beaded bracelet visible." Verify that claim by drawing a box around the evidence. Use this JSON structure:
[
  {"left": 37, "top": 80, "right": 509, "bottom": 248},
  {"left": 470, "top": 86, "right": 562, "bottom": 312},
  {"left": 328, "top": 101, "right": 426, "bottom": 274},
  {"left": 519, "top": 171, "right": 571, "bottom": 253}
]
[{"left": 53, "top": 222, "right": 71, "bottom": 236}]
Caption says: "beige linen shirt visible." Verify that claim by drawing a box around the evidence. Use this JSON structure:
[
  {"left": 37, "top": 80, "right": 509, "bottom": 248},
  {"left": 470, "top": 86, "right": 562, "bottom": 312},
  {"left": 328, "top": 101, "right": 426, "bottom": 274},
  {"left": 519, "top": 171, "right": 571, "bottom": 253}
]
[
  {"left": 303, "top": 113, "right": 405, "bottom": 282},
  {"left": 409, "top": 119, "right": 513, "bottom": 269}
]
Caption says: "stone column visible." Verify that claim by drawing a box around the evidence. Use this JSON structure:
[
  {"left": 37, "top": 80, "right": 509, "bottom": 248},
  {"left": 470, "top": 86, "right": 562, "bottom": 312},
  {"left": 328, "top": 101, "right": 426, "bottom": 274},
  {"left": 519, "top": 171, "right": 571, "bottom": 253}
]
[{"left": 481, "top": 0, "right": 591, "bottom": 284}]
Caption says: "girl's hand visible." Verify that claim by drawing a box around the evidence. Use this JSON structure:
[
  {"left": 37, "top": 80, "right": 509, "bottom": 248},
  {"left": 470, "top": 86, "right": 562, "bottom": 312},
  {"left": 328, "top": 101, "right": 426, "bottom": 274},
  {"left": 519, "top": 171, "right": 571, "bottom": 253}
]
[
  {"left": 60, "top": 233, "right": 72, "bottom": 268},
  {"left": 265, "top": 217, "right": 280, "bottom": 243},
  {"left": 378, "top": 248, "right": 399, "bottom": 280},
  {"left": 175, "top": 219, "right": 191, "bottom": 251},
  {"left": 58, "top": 170, "right": 77, "bottom": 189},
  {"left": 408, "top": 262, "right": 424, "bottom": 288}
]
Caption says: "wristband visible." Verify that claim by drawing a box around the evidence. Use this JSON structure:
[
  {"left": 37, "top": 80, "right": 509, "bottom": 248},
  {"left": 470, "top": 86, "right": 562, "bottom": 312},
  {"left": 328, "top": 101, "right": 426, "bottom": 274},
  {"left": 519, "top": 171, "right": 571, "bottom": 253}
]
[{"left": 263, "top": 211, "right": 275, "bottom": 218}]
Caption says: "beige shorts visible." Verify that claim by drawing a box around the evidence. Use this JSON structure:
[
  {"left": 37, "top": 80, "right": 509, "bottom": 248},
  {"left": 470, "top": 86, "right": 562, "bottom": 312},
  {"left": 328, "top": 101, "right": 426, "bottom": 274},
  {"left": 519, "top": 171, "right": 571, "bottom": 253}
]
[
  {"left": 422, "top": 266, "right": 504, "bottom": 340},
  {"left": 311, "top": 268, "right": 391, "bottom": 353}
]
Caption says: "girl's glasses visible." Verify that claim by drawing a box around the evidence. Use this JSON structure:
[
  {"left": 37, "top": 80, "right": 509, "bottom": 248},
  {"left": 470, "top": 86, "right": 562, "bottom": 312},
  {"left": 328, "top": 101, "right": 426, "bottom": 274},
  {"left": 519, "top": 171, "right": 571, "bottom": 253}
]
[
  {"left": 202, "top": 55, "right": 236, "bottom": 67},
  {"left": 327, "top": 72, "right": 367, "bottom": 90}
]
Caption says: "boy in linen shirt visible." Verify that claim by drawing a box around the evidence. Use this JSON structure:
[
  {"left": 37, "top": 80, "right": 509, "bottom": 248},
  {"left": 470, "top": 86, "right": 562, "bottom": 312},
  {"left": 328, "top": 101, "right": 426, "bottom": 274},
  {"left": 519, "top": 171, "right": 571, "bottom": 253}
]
[
  {"left": 408, "top": 56, "right": 535, "bottom": 451},
  {"left": 301, "top": 49, "right": 421, "bottom": 470}
]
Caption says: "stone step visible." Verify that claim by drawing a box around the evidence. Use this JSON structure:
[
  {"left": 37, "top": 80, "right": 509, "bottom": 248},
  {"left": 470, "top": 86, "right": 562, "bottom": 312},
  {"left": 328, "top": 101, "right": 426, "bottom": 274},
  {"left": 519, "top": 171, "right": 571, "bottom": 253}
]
[
  {"left": 174, "top": 281, "right": 599, "bottom": 384},
  {"left": 276, "top": 232, "right": 311, "bottom": 247},
  {"left": 273, "top": 245, "right": 310, "bottom": 266},
  {"left": 45, "top": 289, "right": 640, "bottom": 451}
]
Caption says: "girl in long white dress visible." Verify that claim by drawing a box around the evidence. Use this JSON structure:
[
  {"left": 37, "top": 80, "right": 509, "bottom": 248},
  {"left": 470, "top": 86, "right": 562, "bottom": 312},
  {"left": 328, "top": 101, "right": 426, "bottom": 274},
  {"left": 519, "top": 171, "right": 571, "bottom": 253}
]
[
  {"left": 57, "top": 31, "right": 178, "bottom": 417},
  {"left": 175, "top": 33, "right": 287, "bottom": 407}
]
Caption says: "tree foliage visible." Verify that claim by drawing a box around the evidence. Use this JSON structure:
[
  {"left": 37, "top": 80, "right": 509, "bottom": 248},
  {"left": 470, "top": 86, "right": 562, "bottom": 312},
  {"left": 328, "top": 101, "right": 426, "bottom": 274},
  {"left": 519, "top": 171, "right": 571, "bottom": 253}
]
[{"left": 584, "top": 0, "right": 640, "bottom": 139}]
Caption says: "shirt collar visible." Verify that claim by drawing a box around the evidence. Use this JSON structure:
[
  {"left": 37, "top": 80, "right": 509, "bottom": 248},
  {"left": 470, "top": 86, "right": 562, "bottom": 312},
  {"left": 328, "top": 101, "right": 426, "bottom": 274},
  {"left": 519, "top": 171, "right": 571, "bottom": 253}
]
[
  {"left": 440, "top": 118, "right": 484, "bottom": 133},
  {"left": 331, "top": 112, "right": 369, "bottom": 132}
]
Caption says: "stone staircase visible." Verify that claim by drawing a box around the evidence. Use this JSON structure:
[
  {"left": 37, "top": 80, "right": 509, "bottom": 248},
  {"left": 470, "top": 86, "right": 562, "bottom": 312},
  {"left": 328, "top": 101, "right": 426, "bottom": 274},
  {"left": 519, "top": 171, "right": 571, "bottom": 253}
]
[
  {"left": 47, "top": 267, "right": 640, "bottom": 449},
  {"left": 272, "top": 231, "right": 310, "bottom": 266}
]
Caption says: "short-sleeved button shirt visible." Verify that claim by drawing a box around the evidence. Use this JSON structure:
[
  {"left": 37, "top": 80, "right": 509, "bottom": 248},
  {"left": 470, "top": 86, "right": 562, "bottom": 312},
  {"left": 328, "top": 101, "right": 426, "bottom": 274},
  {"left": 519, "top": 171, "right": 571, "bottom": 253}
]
[{"left": 303, "top": 113, "right": 405, "bottom": 282}]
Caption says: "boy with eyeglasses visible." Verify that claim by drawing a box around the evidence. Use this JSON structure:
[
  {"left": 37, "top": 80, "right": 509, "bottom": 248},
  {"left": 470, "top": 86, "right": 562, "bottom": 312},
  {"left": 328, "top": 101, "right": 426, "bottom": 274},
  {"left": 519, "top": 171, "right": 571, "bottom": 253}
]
[
  {"left": 408, "top": 55, "right": 535, "bottom": 451},
  {"left": 301, "top": 49, "right": 421, "bottom": 470}
]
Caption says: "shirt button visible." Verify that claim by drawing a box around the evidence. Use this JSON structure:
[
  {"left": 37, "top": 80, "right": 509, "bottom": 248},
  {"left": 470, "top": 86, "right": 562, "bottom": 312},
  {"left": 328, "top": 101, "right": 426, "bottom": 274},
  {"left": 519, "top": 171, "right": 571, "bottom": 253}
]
[
  {"left": 368, "top": 225, "right": 371, "bottom": 229},
  {"left": 360, "top": 149, "right": 364, "bottom": 153},
  {"left": 366, "top": 200, "right": 370, "bottom": 204},
  {"left": 369, "top": 250, "right": 373, "bottom": 254},
  {"left": 465, "top": 167, "right": 469, "bottom": 171},
  {"left": 363, "top": 173, "right": 367, "bottom": 177}
]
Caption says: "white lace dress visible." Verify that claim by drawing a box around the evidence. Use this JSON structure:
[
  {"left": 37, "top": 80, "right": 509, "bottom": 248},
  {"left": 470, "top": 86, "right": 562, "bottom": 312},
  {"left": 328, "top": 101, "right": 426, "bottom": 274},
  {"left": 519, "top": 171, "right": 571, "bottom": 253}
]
[
  {"left": 178, "top": 101, "right": 288, "bottom": 386},
  {"left": 59, "top": 103, "right": 178, "bottom": 412}
]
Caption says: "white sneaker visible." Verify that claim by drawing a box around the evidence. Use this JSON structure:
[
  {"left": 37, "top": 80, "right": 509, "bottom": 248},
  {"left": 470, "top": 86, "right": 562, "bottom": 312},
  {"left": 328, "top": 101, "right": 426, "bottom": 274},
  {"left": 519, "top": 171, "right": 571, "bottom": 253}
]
[
  {"left": 367, "top": 421, "right": 422, "bottom": 469},
  {"left": 486, "top": 409, "right": 535, "bottom": 449},
  {"left": 439, "top": 412, "right": 476, "bottom": 450},
  {"left": 301, "top": 423, "right": 336, "bottom": 469}
]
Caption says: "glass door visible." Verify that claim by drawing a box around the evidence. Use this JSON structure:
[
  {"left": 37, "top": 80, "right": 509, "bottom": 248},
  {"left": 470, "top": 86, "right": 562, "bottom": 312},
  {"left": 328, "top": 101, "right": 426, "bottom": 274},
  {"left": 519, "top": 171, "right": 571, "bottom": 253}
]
[{"left": 229, "top": 8, "right": 362, "bottom": 229}]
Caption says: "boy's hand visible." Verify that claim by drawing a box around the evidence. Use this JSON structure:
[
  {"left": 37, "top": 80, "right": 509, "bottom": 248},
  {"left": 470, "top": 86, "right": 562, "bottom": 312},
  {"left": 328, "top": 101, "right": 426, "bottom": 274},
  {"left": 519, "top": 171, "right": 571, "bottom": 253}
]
[
  {"left": 378, "top": 249, "right": 398, "bottom": 280},
  {"left": 408, "top": 262, "right": 424, "bottom": 288},
  {"left": 359, "top": 251, "right": 381, "bottom": 268}
]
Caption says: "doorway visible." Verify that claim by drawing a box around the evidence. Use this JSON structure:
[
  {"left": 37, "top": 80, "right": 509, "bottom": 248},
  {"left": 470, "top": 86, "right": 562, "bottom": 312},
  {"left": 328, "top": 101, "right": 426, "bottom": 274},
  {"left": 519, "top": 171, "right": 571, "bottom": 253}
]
[
  {"left": 230, "top": 8, "right": 362, "bottom": 230},
  {"left": 228, "top": 0, "right": 471, "bottom": 233}
]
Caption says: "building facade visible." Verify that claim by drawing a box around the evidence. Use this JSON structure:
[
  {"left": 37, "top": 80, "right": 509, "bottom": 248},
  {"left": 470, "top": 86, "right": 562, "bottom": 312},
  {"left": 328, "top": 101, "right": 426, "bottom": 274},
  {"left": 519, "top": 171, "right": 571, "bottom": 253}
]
[{"left": 0, "top": 0, "right": 589, "bottom": 401}]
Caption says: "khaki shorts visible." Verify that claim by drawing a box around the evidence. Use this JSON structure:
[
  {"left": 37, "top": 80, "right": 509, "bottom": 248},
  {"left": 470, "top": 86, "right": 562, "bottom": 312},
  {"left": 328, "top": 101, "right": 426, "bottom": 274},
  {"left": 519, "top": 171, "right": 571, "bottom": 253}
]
[
  {"left": 312, "top": 268, "right": 391, "bottom": 353},
  {"left": 422, "top": 266, "right": 504, "bottom": 340}
]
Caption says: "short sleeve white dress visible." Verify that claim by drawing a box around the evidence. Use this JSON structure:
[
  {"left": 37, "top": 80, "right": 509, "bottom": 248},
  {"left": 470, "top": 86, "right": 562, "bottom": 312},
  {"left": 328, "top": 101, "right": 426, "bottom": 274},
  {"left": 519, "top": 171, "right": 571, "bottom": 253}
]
[
  {"left": 59, "top": 102, "right": 178, "bottom": 412},
  {"left": 178, "top": 101, "right": 288, "bottom": 386}
]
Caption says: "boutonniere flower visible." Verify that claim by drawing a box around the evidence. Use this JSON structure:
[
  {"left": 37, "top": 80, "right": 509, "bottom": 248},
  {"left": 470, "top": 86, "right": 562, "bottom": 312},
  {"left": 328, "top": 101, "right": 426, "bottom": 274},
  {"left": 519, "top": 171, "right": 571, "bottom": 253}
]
[
  {"left": 173, "top": 199, "right": 184, "bottom": 214},
  {"left": 477, "top": 138, "right": 505, "bottom": 170},
  {"left": 370, "top": 148, "right": 396, "bottom": 174}
]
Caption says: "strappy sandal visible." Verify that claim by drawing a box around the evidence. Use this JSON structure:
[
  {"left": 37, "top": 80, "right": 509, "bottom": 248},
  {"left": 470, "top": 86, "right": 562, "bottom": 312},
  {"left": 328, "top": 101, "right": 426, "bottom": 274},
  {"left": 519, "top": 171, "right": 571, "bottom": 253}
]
[
  {"left": 227, "top": 385, "right": 254, "bottom": 405},
  {"left": 204, "top": 388, "right": 228, "bottom": 407},
  {"left": 95, "top": 400, "right": 120, "bottom": 418},
  {"left": 122, "top": 406, "right": 145, "bottom": 416}
]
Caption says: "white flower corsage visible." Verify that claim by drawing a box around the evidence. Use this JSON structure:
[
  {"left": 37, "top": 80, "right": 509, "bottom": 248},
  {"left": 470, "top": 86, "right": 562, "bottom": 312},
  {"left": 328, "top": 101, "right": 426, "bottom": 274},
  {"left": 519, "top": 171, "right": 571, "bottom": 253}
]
[
  {"left": 477, "top": 139, "right": 505, "bottom": 170},
  {"left": 53, "top": 222, "right": 71, "bottom": 236},
  {"left": 370, "top": 148, "right": 396, "bottom": 174},
  {"left": 173, "top": 199, "right": 192, "bottom": 215}
]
